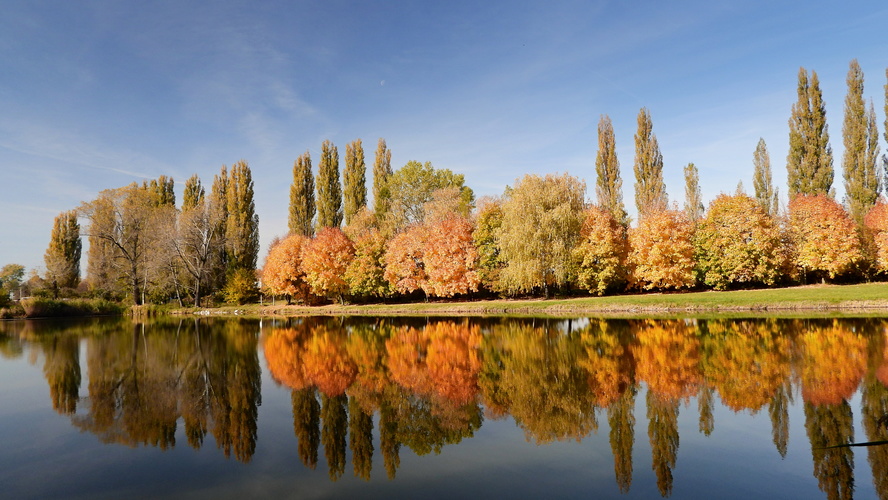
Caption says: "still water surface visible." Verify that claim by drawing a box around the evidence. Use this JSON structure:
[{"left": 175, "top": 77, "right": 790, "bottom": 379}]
[{"left": 1, "top": 316, "right": 886, "bottom": 499}]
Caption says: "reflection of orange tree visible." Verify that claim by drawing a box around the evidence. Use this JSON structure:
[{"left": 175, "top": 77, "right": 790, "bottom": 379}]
[
  {"left": 578, "top": 319, "right": 634, "bottom": 407},
  {"left": 262, "top": 327, "right": 310, "bottom": 390},
  {"left": 797, "top": 320, "right": 867, "bottom": 405},
  {"left": 495, "top": 322, "right": 597, "bottom": 443},
  {"left": 303, "top": 325, "right": 357, "bottom": 396},
  {"left": 386, "top": 321, "right": 482, "bottom": 407},
  {"left": 345, "top": 323, "right": 390, "bottom": 412},
  {"left": 632, "top": 320, "right": 700, "bottom": 401},
  {"left": 702, "top": 320, "right": 791, "bottom": 413}
]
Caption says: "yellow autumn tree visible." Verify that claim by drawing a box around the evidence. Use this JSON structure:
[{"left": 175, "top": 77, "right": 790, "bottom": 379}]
[
  {"left": 628, "top": 209, "right": 696, "bottom": 290},
  {"left": 789, "top": 194, "right": 862, "bottom": 281},
  {"left": 573, "top": 206, "right": 628, "bottom": 295},
  {"left": 864, "top": 200, "right": 888, "bottom": 273},
  {"left": 694, "top": 194, "right": 785, "bottom": 290}
]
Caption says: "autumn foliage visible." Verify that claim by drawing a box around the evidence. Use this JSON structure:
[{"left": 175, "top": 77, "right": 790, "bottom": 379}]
[
  {"left": 261, "top": 234, "right": 312, "bottom": 303},
  {"left": 789, "top": 194, "right": 862, "bottom": 280},
  {"left": 864, "top": 201, "right": 888, "bottom": 273},
  {"left": 694, "top": 194, "right": 785, "bottom": 290},
  {"left": 628, "top": 209, "right": 696, "bottom": 290},
  {"left": 573, "top": 206, "right": 628, "bottom": 295},
  {"left": 302, "top": 227, "right": 355, "bottom": 301}
]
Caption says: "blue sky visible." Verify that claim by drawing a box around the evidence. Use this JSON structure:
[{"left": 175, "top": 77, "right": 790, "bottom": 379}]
[{"left": 2, "top": 1, "right": 887, "bottom": 273}]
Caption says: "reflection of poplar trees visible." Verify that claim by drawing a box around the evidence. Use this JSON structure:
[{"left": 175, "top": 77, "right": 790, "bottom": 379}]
[
  {"left": 697, "top": 386, "right": 714, "bottom": 436},
  {"left": 42, "top": 335, "right": 81, "bottom": 414},
  {"left": 769, "top": 382, "right": 791, "bottom": 458},
  {"left": 804, "top": 401, "right": 855, "bottom": 500},
  {"left": 321, "top": 394, "right": 348, "bottom": 481},
  {"left": 861, "top": 376, "right": 888, "bottom": 497},
  {"left": 210, "top": 323, "right": 261, "bottom": 463},
  {"left": 348, "top": 396, "right": 374, "bottom": 480},
  {"left": 647, "top": 392, "right": 679, "bottom": 497},
  {"left": 292, "top": 388, "right": 320, "bottom": 469},
  {"left": 379, "top": 398, "right": 401, "bottom": 479},
  {"left": 608, "top": 387, "right": 636, "bottom": 493}
]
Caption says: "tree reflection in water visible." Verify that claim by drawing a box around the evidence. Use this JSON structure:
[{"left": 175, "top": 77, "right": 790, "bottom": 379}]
[{"left": 7, "top": 315, "right": 888, "bottom": 498}]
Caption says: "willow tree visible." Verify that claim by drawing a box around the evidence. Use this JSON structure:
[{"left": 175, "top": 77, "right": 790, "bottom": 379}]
[
  {"left": 289, "top": 151, "right": 315, "bottom": 236},
  {"left": 497, "top": 173, "right": 585, "bottom": 297},
  {"left": 316, "top": 140, "right": 343, "bottom": 230},
  {"left": 633, "top": 108, "right": 667, "bottom": 218},
  {"left": 683, "top": 163, "right": 703, "bottom": 222},
  {"left": 372, "top": 138, "right": 393, "bottom": 219},
  {"left": 753, "top": 138, "right": 779, "bottom": 216},
  {"left": 44, "top": 210, "right": 82, "bottom": 290},
  {"left": 595, "top": 115, "right": 628, "bottom": 226},
  {"left": 225, "top": 160, "right": 259, "bottom": 272},
  {"left": 343, "top": 139, "right": 367, "bottom": 225},
  {"left": 787, "top": 68, "right": 833, "bottom": 197},
  {"left": 842, "top": 59, "right": 880, "bottom": 225}
]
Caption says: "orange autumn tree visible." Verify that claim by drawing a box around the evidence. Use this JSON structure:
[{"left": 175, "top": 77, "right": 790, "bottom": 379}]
[
  {"left": 628, "top": 209, "right": 696, "bottom": 290},
  {"left": 261, "top": 234, "right": 312, "bottom": 303},
  {"left": 573, "top": 206, "right": 629, "bottom": 295},
  {"left": 789, "top": 194, "right": 862, "bottom": 281},
  {"left": 422, "top": 215, "right": 480, "bottom": 297},
  {"left": 694, "top": 194, "right": 785, "bottom": 290},
  {"left": 864, "top": 201, "right": 888, "bottom": 273},
  {"left": 383, "top": 224, "right": 428, "bottom": 296},
  {"left": 302, "top": 227, "right": 356, "bottom": 303}
]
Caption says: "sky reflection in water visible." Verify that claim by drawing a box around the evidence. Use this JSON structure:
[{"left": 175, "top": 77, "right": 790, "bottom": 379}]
[{"left": 0, "top": 316, "right": 885, "bottom": 499}]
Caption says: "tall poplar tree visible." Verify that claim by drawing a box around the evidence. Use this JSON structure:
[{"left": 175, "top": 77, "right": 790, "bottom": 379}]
[
  {"left": 372, "top": 138, "right": 393, "bottom": 219},
  {"left": 182, "top": 174, "right": 205, "bottom": 211},
  {"left": 753, "top": 138, "right": 779, "bottom": 216},
  {"left": 595, "top": 115, "right": 628, "bottom": 226},
  {"left": 316, "top": 140, "right": 343, "bottom": 230},
  {"left": 146, "top": 175, "right": 175, "bottom": 207},
  {"left": 633, "top": 108, "right": 667, "bottom": 218},
  {"left": 787, "top": 68, "right": 833, "bottom": 197},
  {"left": 683, "top": 163, "right": 703, "bottom": 222},
  {"left": 289, "top": 151, "right": 315, "bottom": 236},
  {"left": 44, "top": 210, "right": 82, "bottom": 289},
  {"left": 842, "top": 59, "right": 880, "bottom": 225},
  {"left": 226, "top": 160, "right": 259, "bottom": 271},
  {"left": 343, "top": 139, "right": 367, "bottom": 225},
  {"left": 210, "top": 165, "right": 230, "bottom": 274}
]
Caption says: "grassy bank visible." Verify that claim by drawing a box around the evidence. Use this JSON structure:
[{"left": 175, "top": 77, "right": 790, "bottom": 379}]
[
  {"left": 173, "top": 282, "right": 888, "bottom": 318},
  {"left": 19, "top": 297, "right": 127, "bottom": 318}
]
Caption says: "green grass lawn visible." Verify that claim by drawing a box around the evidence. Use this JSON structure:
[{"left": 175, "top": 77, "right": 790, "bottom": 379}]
[{"left": 181, "top": 282, "right": 888, "bottom": 318}]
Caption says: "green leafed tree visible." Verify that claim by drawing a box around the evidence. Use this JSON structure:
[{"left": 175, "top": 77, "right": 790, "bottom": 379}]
[
  {"left": 683, "top": 163, "right": 704, "bottom": 222},
  {"left": 372, "top": 138, "right": 393, "bottom": 220},
  {"left": 226, "top": 160, "right": 259, "bottom": 272},
  {"left": 289, "top": 151, "right": 315, "bottom": 236},
  {"left": 316, "top": 140, "right": 343, "bottom": 230},
  {"left": 634, "top": 108, "right": 668, "bottom": 219},
  {"left": 595, "top": 115, "right": 628, "bottom": 226},
  {"left": 497, "top": 173, "right": 585, "bottom": 297},
  {"left": 753, "top": 138, "right": 779, "bottom": 216},
  {"left": 787, "top": 67, "right": 833, "bottom": 197},
  {"left": 44, "top": 210, "right": 82, "bottom": 290},
  {"left": 386, "top": 160, "right": 474, "bottom": 231},
  {"left": 182, "top": 174, "right": 205, "bottom": 211},
  {"left": 842, "top": 59, "right": 881, "bottom": 225},
  {"left": 343, "top": 139, "right": 367, "bottom": 226}
]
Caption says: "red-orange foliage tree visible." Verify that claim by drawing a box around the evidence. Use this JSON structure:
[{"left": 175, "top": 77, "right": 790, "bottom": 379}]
[
  {"left": 261, "top": 234, "right": 312, "bottom": 303},
  {"left": 302, "top": 227, "right": 355, "bottom": 302},
  {"left": 628, "top": 209, "right": 696, "bottom": 290},
  {"left": 789, "top": 194, "right": 862, "bottom": 281},
  {"left": 864, "top": 201, "right": 888, "bottom": 273},
  {"left": 422, "top": 215, "right": 480, "bottom": 297},
  {"left": 383, "top": 225, "right": 428, "bottom": 296}
]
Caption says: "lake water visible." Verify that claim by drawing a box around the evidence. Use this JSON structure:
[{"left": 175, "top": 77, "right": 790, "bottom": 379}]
[{"left": 1, "top": 315, "right": 886, "bottom": 499}]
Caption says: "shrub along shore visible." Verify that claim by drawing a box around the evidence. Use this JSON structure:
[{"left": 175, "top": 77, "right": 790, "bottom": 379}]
[{"left": 170, "top": 282, "right": 888, "bottom": 318}]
